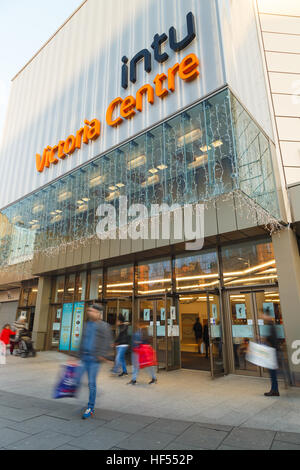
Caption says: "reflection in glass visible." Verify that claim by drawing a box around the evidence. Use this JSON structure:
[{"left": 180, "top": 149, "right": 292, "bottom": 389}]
[{"left": 175, "top": 249, "right": 218, "bottom": 292}]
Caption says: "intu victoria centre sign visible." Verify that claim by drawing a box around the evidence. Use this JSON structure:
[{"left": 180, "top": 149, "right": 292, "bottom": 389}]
[{"left": 36, "top": 12, "right": 200, "bottom": 173}]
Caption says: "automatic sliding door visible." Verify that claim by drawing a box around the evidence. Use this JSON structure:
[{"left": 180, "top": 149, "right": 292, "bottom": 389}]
[{"left": 207, "top": 293, "right": 225, "bottom": 377}]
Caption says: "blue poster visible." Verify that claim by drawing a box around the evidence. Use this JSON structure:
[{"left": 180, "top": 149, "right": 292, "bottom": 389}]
[
  {"left": 59, "top": 303, "right": 73, "bottom": 351},
  {"left": 263, "top": 302, "right": 275, "bottom": 318},
  {"left": 70, "top": 302, "right": 85, "bottom": 351},
  {"left": 236, "top": 304, "right": 246, "bottom": 319}
]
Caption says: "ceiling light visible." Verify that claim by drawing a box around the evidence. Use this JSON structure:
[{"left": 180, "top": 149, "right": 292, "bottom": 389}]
[
  {"left": 76, "top": 204, "right": 88, "bottom": 213},
  {"left": 178, "top": 128, "right": 202, "bottom": 146},
  {"left": 109, "top": 186, "right": 117, "bottom": 191},
  {"left": 141, "top": 175, "right": 159, "bottom": 187},
  {"left": 77, "top": 200, "right": 84, "bottom": 205},
  {"left": 116, "top": 183, "right": 125, "bottom": 188},
  {"left": 82, "top": 197, "right": 90, "bottom": 202},
  {"left": 157, "top": 164, "right": 168, "bottom": 170},
  {"left": 105, "top": 191, "right": 120, "bottom": 201},
  {"left": 200, "top": 145, "right": 211, "bottom": 152},
  {"left": 51, "top": 215, "right": 62, "bottom": 223},
  {"left": 32, "top": 204, "right": 44, "bottom": 213},
  {"left": 188, "top": 154, "right": 208, "bottom": 169},
  {"left": 90, "top": 175, "right": 106, "bottom": 187},
  {"left": 149, "top": 168, "right": 158, "bottom": 174},
  {"left": 127, "top": 155, "right": 146, "bottom": 170},
  {"left": 55, "top": 210, "right": 62, "bottom": 214},
  {"left": 212, "top": 140, "right": 223, "bottom": 148},
  {"left": 58, "top": 191, "right": 72, "bottom": 202}
]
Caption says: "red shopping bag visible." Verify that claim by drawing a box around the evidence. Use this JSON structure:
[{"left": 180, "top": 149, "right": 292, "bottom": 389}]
[{"left": 138, "top": 344, "right": 157, "bottom": 369}]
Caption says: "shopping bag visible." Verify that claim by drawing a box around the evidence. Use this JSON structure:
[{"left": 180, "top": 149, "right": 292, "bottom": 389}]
[
  {"left": 246, "top": 341, "right": 278, "bottom": 370},
  {"left": 53, "top": 362, "right": 80, "bottom": 399},
  {"left": 138, "top": 344, "right": 157, "bottom": 369},
  {"left": 0, "top": 340, "right": 6, "bottom": 365}
]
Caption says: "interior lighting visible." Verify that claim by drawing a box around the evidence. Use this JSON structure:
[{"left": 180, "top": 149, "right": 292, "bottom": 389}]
[
  {"left": 127, "top": 155, "right": 146, "bottom": 170},
  {"left": 141, "top": 175, "right": 159, "bottom": 187},
  {"left": 90, "top": 175, "right": 106, "bottom": 187},
  {"left": 188, "top": 154, "right": 208, "bottom": 169},
  {"left": 58, "top": 192, "right": 72, "bottom": 202},
  {"left": 32, "top": 204, "right": 44, "bottom": 213},
  {"left": 200, "top": 145, "right": 211, "bottom": 152},
  {"left": 212, "top": 140, "right": 223, "bottom": 148},
  {"left": 157, "top": 164, "right": 168, "bottom": 170},
  {"left": 178, "top": 128, "right": 202, "bottom": 147},
  {"left": 149, "top": 168, "right": 158, "bottom": 174}
]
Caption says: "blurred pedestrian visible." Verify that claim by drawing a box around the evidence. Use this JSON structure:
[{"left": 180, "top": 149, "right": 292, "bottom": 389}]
[
  {"left": 0, "top": 324, "right": 16, "bottom": 355},
  {"left": 128, "top": 322, "right": 157, "bottom": 385},
  {"left": 263, "top": 308, "right": 280, "bottom": 397},
  {"left": 112, "top": 314, "right": 129, "bottom": 377},
  {"left": 193, "top": 317, "right": 202, "bottom": 354},
  {"left": 203, "top": 319, "right": 210, "bottom": 359},
  {"left": 77, "top": 304, "right": 113, "bottom": 419}
]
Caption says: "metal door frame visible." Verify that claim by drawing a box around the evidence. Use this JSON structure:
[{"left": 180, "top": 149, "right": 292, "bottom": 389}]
[
  {"left": 206, "top": 291, "right": 226, "bottom": 379},
  {"left": 226, "top": 287, "right": 280, "bottom": 377}
]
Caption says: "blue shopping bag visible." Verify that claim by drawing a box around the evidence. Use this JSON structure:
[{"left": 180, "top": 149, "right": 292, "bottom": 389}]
[{"left": 53, "top": 362, "right": 79, "bottom": 399}]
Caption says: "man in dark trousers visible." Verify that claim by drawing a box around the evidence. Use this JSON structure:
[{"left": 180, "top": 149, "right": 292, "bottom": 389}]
[
  {"left": 77, "top": 304, "right": 113, "bottom": 419},
  {"left": 193, "top": 317, "right": 203, "bottom": 353},
  {"left": 263, "top": 308, "right": 280, "bottom": 397}
]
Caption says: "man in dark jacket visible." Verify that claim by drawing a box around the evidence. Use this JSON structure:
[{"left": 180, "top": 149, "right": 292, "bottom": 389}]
[
  {"left": 193, "top": 318, "right": 202, "bottom": 353},
  {"left": 77, "top": 304, "right": 113, "bottom": 419},
  {"left": 263, "top": 308, "right": 280, "bottom": 397}
]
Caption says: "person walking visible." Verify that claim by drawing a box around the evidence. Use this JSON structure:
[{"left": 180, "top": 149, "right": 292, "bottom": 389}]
[
  {"left": 128, "top": 322, "right": 157, "bottom": 385},
  {"left": 263, "top": 309, "right": 280, "bottom": 397},
  {"left": 193, "top": 317, "right": 202, "bottom": 353},
  {"left": 77, "top": 304, "right": 113, "bottom": 419},
  {"left": 203, "top": 319, "right": 210, "bottom": 359},
  {"left": 112, "top": 314, "right": 129, "bottom": 377},
  {"left": 0, "top": 324, "right": 16, "bottom": 355}
]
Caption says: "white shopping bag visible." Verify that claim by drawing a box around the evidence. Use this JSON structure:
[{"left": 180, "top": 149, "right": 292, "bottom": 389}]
[
  {"left": 0, "top": 340, "right": 6, "bottom": 365},
  {"left": 246, "top": 341, "right": 278, "bottom": 370}
]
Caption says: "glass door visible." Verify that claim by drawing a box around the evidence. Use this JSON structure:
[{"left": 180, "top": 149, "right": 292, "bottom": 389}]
[
  {"left": 105, "top": 297, "right": 132, "bottom": 340},
  {"left": 229, "top": 291, "right": 260, "bottom": 375},
  {"left": 138, "top": 296, "right": 180, "bottom": 371},
  {"left": 207, "top": 293, "right": 225, "bottom": 378},
  {"left": 228, "top": 288, "right": 289, "bottom": 379}
]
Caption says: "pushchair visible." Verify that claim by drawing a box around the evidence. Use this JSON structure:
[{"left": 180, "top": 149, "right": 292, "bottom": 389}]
[{"left": 14, "top": 331, "right": 36, "bottom": 358}]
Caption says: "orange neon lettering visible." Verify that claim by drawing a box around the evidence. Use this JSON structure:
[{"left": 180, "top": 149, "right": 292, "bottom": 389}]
[
  {"left": 75, "top": 128, "right": 84, "bottom": 149},
  {"left": 136, "top": 85, "right": 154, "bottom": 112},
  {"left": 120, "top": 96, "right": 136, "bottom": 119},
  {"left": 168, "top": 63, "right": 180, "bottom": 92},
  {"left": 49, "top": 145, "right": 59, "bottom": 165},
  {"left": 106, "top": 97, "right": 123, "bottom": 127},
  {"left": 58, "top": 141, "right": 66, "bottom": 159},
  {"left": 179, "top": 53, "right": 200, "bottom": 82},
  {"left": 87, "top": 118, "right": 101, "bottom": 141},
  {"left": 36, "top": 148, "right": 48, "bottom": 173},
  {"left": 64, "top": 135, "right": 76, "bottom": 155},
  {"left": 153, "top": 73, "right": 169, "bottom": 98}
]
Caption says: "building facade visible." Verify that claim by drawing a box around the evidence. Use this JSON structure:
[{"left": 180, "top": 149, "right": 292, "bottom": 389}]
[{"left": 1, "top": 0, "right": 300, "bottom": 383}]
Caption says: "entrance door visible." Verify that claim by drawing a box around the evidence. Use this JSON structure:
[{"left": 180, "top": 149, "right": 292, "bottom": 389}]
[
  {"left": 228, "top": 288, "right": 288, "bottom": 377},
  {"left": 207, "top": 293, "right": 225, "bottom": 378},
  {"left": 105, "top": 297, "right": 132, "bottom": 339},
  {"left": 137, "top": 296, "right": 180, "bottom": 371}
]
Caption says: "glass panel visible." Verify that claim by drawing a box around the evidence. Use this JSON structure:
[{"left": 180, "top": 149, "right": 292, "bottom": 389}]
[
  {"left": 64, "top": 274, "right": 75, "bottom": 303},
  {"left": 53, "top": 276, "right": 65, "bottom": 303},
  {"left": 175, "top": 249, "right": 218, "bottom": 292},
  {"left": 50, "top": 305, "right": 62, "bottom": 348},
  {"left": 27, "top": 287, "right": 38, "bottom": 307},
  {"left": 19, "top": 288, "right": 29, "bottom": 307},
  {"left": 75, "top": 272, "right": 86, "bottom": 301},
  {"left": 222, "top": 239, "right": 277, "bottom": 287},
  {"left": 89, "top": 268, "right": 103, "bottom": 300},
  {"left": 179, "top": 294, "right": 211, "bottom": 371},
  {"left": 106, "top": 264, "right": 133, "bottom": 297},
  {"left": 208, "top": 294, "right": 224, "bottom": 376},
  {"left": 229, "top": 292, "right": 259, "bottom": 374},
  {"left": 139, "top": 299, "right": 156, "bottom": 352},
  {"left": 137, "top": 258, "right": 171, "bottom": 295}
]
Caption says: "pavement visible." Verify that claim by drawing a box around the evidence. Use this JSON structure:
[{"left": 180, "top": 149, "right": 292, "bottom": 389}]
[{"left": 1, "top": 352, "right": 300, "bottom": 450}]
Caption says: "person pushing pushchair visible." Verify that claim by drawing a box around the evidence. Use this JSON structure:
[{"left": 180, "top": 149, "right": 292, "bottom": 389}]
[{"left": 12, "top": 318, "right": 36, "bottom": 358}]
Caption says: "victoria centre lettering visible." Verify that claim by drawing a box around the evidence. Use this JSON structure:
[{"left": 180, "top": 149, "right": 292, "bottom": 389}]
[{"left": 36, "top": 12, "right": 198, "bottom": 173}]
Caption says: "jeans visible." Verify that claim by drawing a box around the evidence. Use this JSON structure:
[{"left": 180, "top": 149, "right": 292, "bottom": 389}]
[
  {"left": 132, "top": 352, "right": 156, "bottom": 381},
  {"left": 113, "top": 345, "right": 128, "bottom": 374},
  {"left": 269, "top": 368, "right": 279, "bottom": 392},
  {"left": 77, "top": 359, "right": 101, "bottom": 410}
]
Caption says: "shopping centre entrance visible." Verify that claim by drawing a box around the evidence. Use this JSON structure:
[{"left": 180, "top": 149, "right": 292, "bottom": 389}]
[{"left": 179, "top": 292, "right": 225, "bottom": 377}]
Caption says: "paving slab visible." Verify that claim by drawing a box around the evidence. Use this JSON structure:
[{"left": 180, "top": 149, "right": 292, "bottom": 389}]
[
  {"left": 275, "top": 431, "right": 300, "bottom": 446},
  {"left": 5, "top": 430, "right": 73, "bottom": 450},
  {"left": 68, "top": 427, "right": 130, "bottom": 450},
  {"left": 170, "top": 424, "right": 227, "bottom": 450},
  {"left": 271, "top": 440, "right": 300, "bottom": 450},
  {"left": 142, "top": 418, "right": 194, "bottom": 436},
  {"left": 222, "top": 427, "right": 275, "bottom": 450},
  {"left": 116, "top": 429, "right": 175, "bottom": 450},
  {"left": 0, "top": 427, "right": 30, "bottom": 447}
]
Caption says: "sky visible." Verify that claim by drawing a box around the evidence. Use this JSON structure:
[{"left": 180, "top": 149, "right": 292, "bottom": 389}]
[{"left": 0, "top": 0, "right": 84, "bottom": 144}]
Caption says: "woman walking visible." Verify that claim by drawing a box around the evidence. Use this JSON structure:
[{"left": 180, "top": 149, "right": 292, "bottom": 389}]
[{"left": 112, "top": 314, "right": 129, "bottom": 377}]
